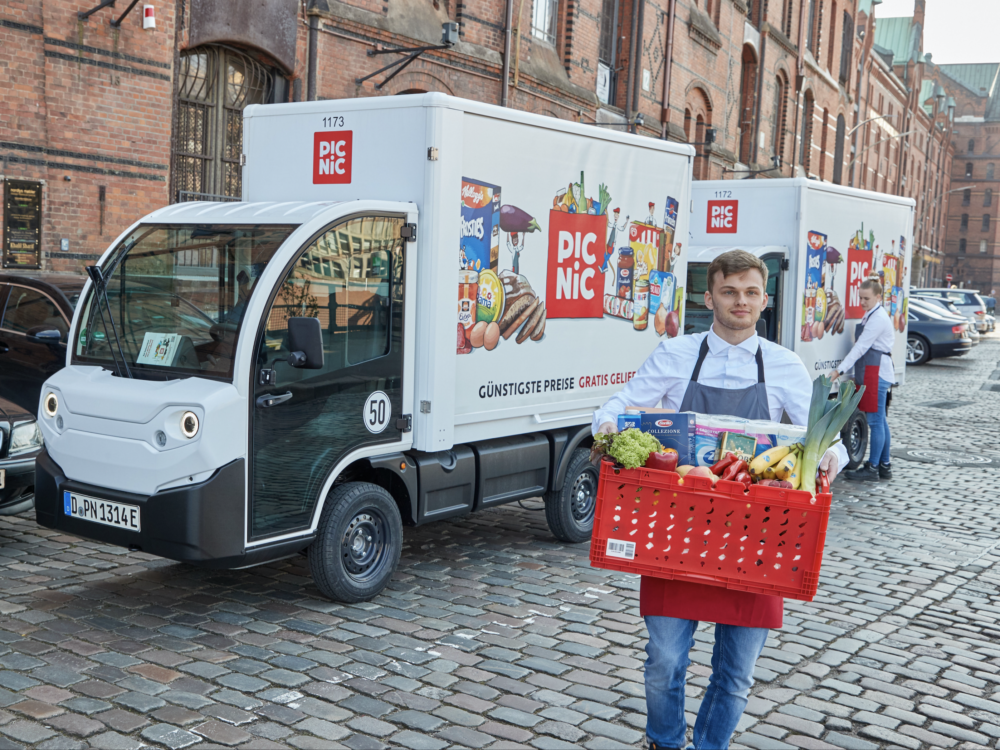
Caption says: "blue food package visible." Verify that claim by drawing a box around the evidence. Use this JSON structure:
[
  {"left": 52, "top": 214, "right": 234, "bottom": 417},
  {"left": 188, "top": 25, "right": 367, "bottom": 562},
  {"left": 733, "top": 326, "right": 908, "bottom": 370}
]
[
  {"left": 460, "top": 178, "right": 502, "bottom": 273},
  {"left": 617, "top": 412, "right": 693, "bottom": 465}
]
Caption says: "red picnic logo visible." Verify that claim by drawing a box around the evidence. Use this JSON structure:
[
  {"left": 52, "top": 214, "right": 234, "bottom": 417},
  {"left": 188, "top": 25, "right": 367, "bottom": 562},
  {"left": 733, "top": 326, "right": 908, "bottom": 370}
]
[
  {"left": 313, "top": 131, "right": 352, "bottom": 184},
  {"left": 706, "top": 200, "right": 739, "bottom": 233}
]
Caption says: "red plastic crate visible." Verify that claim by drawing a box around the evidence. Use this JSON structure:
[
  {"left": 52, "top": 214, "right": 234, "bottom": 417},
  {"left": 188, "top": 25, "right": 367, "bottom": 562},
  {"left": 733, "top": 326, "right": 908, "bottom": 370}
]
[{"left": 589, "top": 459, "right": 833, "bottom": 602}]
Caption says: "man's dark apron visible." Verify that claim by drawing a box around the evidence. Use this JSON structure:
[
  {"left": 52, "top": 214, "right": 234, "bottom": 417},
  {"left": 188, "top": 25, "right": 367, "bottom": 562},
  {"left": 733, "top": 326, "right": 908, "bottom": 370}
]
[
  {"left": 640, "top": 335, "right": 783, "bottom": 628},
  {"left": 852, "top": 311, "right": 891, "bottom": 413},
  {"left": 679, "top": 337, "right": 770, "bottom": 421}
]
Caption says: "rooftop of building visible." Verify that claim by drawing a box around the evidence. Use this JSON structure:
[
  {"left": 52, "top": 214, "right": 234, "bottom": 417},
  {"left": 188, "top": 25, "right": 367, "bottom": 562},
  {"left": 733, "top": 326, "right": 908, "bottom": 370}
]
[
  {"left": 873, "top": 16, "right": 921, "bottom": 66},
  {"left": 938, "top": 63, "right": 1000, "bottom": 97}
]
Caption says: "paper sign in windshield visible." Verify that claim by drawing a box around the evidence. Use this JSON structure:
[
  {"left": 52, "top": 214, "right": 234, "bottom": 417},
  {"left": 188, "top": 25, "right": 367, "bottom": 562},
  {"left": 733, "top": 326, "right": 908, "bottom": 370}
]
[{"left": 137, "top": 332, "right": 181, "bottom": 366}]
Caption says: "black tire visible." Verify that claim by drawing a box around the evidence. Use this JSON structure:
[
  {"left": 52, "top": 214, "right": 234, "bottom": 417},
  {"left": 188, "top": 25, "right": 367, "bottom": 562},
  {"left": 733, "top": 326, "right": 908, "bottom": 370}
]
[
  {"left": 309, "top": 482, "right": 402, "bottom": 603},
  {"left": 906, "top": 333, "right": 930, "bottom": 365},
  {"left": 545, "top": 448, "right": 598, "bottom": 544},
  {"left": 841, "top": 408, "right": 869, "bottom": 470}
]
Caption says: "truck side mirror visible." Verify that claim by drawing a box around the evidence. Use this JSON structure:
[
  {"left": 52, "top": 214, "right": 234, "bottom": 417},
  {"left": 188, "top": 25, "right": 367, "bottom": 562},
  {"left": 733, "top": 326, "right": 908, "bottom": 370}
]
[{"left": 286, "top": 317, "right": 325, "bottom": 370}]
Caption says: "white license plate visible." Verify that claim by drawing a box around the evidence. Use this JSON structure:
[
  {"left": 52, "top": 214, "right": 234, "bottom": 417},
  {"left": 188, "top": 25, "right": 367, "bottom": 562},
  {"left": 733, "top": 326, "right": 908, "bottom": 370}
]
[
  {"left": 63, "top": 491, "right": 141, "bottom": 531},
  {"left": 0, "top": 469, "right": 4, "bottom": 490}
]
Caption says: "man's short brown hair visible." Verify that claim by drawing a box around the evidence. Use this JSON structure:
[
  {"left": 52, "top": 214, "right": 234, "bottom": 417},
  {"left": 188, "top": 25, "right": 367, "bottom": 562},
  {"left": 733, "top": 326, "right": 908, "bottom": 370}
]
[
  {"left": 706, "top": 250, "right": 769, "bottom": 294},
  {"left": 860, "top": 277, "right": 883, "bottom": 297}
]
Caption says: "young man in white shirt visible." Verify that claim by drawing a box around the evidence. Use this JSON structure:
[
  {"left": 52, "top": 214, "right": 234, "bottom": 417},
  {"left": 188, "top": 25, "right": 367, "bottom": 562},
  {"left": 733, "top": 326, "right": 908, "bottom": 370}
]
[{"left": 594, "top": 250, "right": 846, "bottom": 750}]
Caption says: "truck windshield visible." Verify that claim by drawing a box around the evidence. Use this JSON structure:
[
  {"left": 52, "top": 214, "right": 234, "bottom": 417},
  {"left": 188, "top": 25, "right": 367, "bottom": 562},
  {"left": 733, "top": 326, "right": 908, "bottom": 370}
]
[{"left": 73, "top": 224, "right": 295, "bottom": 380}]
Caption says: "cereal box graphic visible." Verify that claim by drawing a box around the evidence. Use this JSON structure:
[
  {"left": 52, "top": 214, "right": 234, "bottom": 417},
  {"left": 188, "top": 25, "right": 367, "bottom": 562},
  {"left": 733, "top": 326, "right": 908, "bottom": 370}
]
[
  {"left": 628, "top": 222, "right": 661, "bottom": 290},
  {"left": 461, "top": 178, "right": 502, "bottom": 273}
]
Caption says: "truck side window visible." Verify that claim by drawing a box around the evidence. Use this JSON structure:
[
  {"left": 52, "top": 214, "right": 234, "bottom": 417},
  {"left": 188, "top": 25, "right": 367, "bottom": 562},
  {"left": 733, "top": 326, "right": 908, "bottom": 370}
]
[{"left": 263, "top": 216, "right": 400, "bottom": 375}]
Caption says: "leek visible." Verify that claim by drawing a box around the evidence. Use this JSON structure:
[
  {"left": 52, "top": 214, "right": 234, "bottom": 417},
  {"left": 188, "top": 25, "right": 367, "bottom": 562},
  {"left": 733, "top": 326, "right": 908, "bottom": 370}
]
[{"left": 799, "top": 375, "right": 866, "bottom": 495}]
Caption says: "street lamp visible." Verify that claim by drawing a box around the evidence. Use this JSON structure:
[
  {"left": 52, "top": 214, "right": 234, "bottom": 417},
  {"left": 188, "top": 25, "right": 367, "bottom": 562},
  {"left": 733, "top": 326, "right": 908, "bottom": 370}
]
[{"left": 846, "top": 129, "right": 922, "bottom": 172}]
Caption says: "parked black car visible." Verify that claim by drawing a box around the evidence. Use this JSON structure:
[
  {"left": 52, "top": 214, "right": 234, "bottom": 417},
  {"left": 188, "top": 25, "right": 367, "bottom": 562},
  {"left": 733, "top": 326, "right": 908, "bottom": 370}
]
[
  {"left": 905, "top": 301, "right": 972, "bottom": 365},
  {"left": 0, "top": 395, "right": 44, "bottom": 516},
  {"left": 0, "top": 273, "right": 84, "bottom": 413}
]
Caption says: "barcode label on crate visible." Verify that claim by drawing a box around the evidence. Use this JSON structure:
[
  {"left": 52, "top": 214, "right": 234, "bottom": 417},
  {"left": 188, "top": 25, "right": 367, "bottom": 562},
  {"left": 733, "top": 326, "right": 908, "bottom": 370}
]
[{"left": 606, "top": 539, "right": 636, "bottom": 560}]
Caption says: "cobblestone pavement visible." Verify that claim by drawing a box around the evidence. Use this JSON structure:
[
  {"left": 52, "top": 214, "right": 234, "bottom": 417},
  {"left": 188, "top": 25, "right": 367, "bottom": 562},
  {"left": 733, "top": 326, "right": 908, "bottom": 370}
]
[{"left": 2, "top": 337, "right": 1000, "bottom": 750}]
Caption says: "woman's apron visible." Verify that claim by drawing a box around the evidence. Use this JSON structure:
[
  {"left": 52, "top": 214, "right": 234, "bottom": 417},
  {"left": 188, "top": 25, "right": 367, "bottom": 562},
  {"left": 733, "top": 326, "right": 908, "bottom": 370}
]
[
  {"left": 639, "top": 337, "right": 784, "bottom": 628},
  {"left": 853, "top": 311, "right": 892, "bottom": 413}
]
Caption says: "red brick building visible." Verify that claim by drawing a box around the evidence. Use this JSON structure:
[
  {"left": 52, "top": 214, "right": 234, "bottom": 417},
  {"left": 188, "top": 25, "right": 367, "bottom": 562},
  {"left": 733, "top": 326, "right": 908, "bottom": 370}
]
[
  {"left": 0, "top": 0, "right": 959, "bottom": 279},
  {"left": 931, "top": 63, "right": 1000, "bottom": 293}
]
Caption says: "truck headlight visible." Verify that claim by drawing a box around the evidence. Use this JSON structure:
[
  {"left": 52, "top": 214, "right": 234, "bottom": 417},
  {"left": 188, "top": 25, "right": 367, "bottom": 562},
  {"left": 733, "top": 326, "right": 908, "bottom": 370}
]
[
  {"left": 43, "top": 392, "right": 59, "bottom": 418},
  {"left": 9, "top": 421, "right": 44, "bottom": 456},
  {"left": 181, "top": 411, "right": 200, "bottom": 439}
]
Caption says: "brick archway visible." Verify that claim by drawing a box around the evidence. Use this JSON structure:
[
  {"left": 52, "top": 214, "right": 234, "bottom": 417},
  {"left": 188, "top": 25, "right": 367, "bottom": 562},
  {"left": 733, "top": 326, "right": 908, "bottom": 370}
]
[{"left": 382, "top": 71, "right": 456, "bottom": 96}]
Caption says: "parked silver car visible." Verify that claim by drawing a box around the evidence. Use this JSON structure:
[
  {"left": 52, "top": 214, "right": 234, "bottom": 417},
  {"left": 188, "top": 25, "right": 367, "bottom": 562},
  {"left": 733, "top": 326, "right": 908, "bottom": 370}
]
[
  {"left": 912, "top": 288, "right": 990, "bottom": 332},
  {"left": 911, "top": 295, "right": 980, "bottom": 344}
]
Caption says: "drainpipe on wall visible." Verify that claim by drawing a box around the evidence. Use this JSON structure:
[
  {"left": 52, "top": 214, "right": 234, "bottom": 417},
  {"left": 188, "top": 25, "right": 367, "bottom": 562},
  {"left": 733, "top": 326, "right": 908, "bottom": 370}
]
[
  {"left": 630, "top": 0, "right": 646, "bottom": 133},
  {"left": 659, "top": 0, "right": 677, "bottom": 139},
  {"left": 751, "top": 30, "right": 767, "bottom": 167},
  {"left": 307, "top": 0, "right": 327, "bottom": 101},
  {"left": 790, "top": 0, "right": 808, "bottom": 175},
  {"left": 625, "top": 0, "right": 640, "bottom": 125},
  {"left": 501, "top": 0, "right": 514, "bottom": 106}
]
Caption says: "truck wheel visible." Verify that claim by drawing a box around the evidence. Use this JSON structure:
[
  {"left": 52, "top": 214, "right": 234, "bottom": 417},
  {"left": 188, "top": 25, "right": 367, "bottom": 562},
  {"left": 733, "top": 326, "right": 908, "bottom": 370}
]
[
  {"left": 309, "top": 482, "right": 402, "bottom": 603},
  {"left": 545, "top": 448, "right": 598, "bottom": 544},
  {"left": 841, "top": 408, "right": 869, "bottom": 470}
]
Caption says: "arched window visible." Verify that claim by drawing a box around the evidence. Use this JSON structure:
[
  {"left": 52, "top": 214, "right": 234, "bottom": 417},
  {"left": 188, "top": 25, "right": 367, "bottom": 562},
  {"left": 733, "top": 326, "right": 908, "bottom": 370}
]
[
  {"left": 839, "top": 11, "right": 853, "bottom": 85},
  {"left": 983, "top": 214, "right": 991, "bottom": 232},
  {"left": 800, "top": 93, "right": 815, "bottom": 171},
  {"left": 171, "top": 46, "right": 278, "bottom": 202},
  {"left": 963, "top": 189, "right": 971, "bottom": 206},
  {"left": 959, "top": 238, "right": 967, "bottom": 253},
  {"left": 988, "top": 163, "right": 996, "bottom": 179},
  {"left": 833, "top": 114, "right": 846, "bottom": 184},
  {"left": 805, "top": 0, "right": 817, "bottom": 53},
  {"left": 985, "top": 189, "right": 993, "bottom": 207},
  {"left": 819, "top": 108, "right": 830, "bottom": 179},
  {"left": 695, "top": 115, "right": 707, "bottom": 180},
  {"left": 773, "top": 76, "right": 788, "bottom": 161},
  {"left": 961, "top": 213, "right": 969, "bottom": 231},
  {"left": 966, "top": 163, "right": 974, "bottom": 178},
  {"left": 968, "top": 139, "right": 975, "bottom": 153},
  {"left": 738, "top": 45, "right": 759, "bottom": 164},
  {"left": 981, "top": 240, "right": 989, "bottom": 253}
]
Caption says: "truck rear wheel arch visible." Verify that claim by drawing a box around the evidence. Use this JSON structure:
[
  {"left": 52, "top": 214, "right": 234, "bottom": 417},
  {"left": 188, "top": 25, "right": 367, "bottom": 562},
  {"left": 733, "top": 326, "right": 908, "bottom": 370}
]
[{"left": 550, "top": 425, "right": 594, "bottom": 493}]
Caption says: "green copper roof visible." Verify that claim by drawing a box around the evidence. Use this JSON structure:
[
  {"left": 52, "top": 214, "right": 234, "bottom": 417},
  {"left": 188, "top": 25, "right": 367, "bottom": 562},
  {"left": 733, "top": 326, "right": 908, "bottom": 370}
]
[
  {"left": 857, "top": 0, "right": 873, "bottom": 15},
  {"left": 873, "top": 16, "right": 918, "bottom": 65},
  {"left": 938, "top": 64, "right": 1000, "bottom": 96}
]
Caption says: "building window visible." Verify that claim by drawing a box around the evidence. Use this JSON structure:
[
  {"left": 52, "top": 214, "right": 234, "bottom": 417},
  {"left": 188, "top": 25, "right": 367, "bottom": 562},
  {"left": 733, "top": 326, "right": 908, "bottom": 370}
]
[
  {"left": 805, "top": 1, "right": 816, "bottom": 52},
  {"left": 988, "top": 163, "right": 996, "bottom": 179},
  {"left": 747, "top": 0, "right": 762, "bottom": 28},
  {"left": 833, "top": 113, "right": 846, "bottom": 184},
  {"left": 598, "top": 0, "right": 620, "bottom": 105},
  {"left": 963, "top": 189, "right": 971, "bottom": 206},
  {"left": 981, "top": 240, "right": 989, "bottom": 253},
  {"left": 986, "top": 189, "right": 993, "bottom": 207},
  {"left": 783, "top": 0, "right": 794, "bottom": 36},
  {"left": 800, "top": 93, "right": 814, "bottom": 171},
  {"left": 532, "top": 0, "right": 559, "bottom": 45},
  {"left": 961, "top": 213, "right": 969, "bottom": 231},
  {"left": 827, "top": 3, "right": 837, "bottom": 71},
  {"left": 966, "top": 163, "right": 974, "bottom": 178},
  {"left": 983, "top": 214, "right": 991, "bottom": 232},
  {"left": 774, "top": 77, "right": 788, "bottom": 160},
  {"left": 839, "top": 11, "right": 853, "bottom": 86},
  {"left": 738, "top": 45, "right": 759, "bottom": 164},
  {"left": 171, "top": 46, "right": 275, "bottom": 202},
  {"left": 819, "top": 108, "right": 829, "bottom": 179},
  {"left": 968, "top": 139, "right": 975, "bottom": 153},
  {"left": 959, "top": 238, "right": 967, "bottom": 253}
]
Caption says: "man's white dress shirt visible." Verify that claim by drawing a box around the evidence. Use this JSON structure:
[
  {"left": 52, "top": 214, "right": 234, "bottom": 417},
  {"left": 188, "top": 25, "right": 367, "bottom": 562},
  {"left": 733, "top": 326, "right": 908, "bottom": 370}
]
[
  {"left": 592, "top": 327, "right": 849, "bottom": 470},
  {"left": 837, "top": 304, "right": 896, "bottom": 384}
]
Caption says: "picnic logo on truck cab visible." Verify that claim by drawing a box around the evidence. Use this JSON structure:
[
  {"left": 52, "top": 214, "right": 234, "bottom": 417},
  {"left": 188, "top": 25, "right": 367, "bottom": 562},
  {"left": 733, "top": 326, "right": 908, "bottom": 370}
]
[{"left": 313, "top": 131, "right": 353, "bottom": 184}]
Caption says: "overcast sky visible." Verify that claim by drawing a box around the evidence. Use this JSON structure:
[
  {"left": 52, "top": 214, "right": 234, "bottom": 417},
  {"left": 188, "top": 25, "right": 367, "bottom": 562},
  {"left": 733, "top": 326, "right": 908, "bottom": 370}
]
[{"left": 876, "top": 0, "right": 1000, "bottom": 65}]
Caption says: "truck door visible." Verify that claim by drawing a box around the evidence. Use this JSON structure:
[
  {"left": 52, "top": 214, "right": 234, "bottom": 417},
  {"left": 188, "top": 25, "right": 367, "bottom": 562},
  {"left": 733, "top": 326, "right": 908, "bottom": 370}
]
[{"left": 250, "top": 214, "right": 408, "bottom": 541}]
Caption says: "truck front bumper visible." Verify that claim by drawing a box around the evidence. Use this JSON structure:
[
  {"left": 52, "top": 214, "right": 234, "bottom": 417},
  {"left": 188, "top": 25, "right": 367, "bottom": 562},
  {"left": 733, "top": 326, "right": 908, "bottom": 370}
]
[{"left": 34, "top": 450, "right": 309, "bottom": 568}]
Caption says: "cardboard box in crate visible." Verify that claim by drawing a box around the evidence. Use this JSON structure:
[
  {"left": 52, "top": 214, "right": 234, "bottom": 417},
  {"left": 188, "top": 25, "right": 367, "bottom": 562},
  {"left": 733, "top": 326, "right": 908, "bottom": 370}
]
[{"left": 590, "top": 459, "right": 833, "bottom": 602}]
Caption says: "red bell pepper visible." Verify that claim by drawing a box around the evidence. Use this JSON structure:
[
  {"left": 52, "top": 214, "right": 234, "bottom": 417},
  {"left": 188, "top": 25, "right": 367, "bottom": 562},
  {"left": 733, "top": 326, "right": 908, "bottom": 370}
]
[
  {"left": 721, "top": 459, "right": 748, "bottom": 482},
  {"left": 645, "top": 450, "right": 680, "bottom": 473},
  {"left": 734, "top": 470, "right": 752, "bottom": 490},
  {"left": 710, "top": 452, "right": 738, "bottom": 476}
]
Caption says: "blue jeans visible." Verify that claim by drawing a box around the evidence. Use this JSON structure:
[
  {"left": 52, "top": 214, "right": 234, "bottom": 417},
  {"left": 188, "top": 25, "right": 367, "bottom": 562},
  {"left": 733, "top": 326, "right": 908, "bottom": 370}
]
[
  {"left": 644, "top": 616, "right": 768, "bottom": 749},
  {"left": 867, "top": 378, "right": 892, "bottom": 466}
]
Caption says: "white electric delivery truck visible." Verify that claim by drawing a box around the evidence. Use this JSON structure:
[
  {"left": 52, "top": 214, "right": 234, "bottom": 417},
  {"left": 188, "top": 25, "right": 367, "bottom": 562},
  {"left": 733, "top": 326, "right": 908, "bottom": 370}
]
[
  {"left": 34, "top": 94, "right": 694, "bottom": 601},
  {"left": 685, "top": 178, "right": 915, "bottom": 467}
]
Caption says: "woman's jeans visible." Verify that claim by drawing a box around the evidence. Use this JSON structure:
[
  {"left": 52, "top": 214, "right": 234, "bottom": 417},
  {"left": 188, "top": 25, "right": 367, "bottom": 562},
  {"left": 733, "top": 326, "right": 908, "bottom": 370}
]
[
  {"left": 867, "top": 378, "right": 892, "bottom": 466},
  {"left": 644, "top": 616, "right": 768, "bottom": 749}
]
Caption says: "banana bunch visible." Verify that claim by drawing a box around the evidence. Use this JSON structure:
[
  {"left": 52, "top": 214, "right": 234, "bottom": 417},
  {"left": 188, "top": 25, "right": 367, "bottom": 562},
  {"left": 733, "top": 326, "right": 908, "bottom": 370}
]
[{"left": 749, "top": 444, "right": 806, "bottom": 488}]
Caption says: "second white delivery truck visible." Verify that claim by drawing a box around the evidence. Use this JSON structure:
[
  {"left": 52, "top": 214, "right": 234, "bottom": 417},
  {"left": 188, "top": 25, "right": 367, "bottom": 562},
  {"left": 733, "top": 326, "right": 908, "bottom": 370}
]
[
  {"left": 34, "top": 94, "right": 694, "bottom": 601},
  {"left": 686, "top": 178, "right": 915, "bottom": 466}
]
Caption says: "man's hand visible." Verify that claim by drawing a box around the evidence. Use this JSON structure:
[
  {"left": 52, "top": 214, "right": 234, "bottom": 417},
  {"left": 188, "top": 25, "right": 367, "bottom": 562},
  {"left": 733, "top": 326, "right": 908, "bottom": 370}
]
[
  {"left": 828, "top": 369, "right": 841, "bottom": 381},
  {"left": 597, "top": 422, "right": 617, "bottom": 436},
  {"left": 819, "top": 451, "right": 839, "bottom": 480}
]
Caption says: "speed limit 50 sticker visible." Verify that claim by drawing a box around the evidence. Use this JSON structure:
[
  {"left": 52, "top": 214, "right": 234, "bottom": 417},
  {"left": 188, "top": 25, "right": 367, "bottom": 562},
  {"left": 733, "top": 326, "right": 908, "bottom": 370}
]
[{"left": 363, "top": 391, "right": 391, "bottom": 433}]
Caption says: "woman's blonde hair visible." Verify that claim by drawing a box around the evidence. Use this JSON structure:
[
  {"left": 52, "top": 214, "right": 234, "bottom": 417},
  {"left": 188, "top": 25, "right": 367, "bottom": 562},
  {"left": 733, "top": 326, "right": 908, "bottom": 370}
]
[{"left": 860, "top": 277, "right": 883, "bottom": 297}]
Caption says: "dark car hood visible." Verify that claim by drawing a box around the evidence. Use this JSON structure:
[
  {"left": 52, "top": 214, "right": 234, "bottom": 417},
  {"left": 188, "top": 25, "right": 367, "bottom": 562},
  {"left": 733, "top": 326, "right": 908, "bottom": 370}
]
[{"left": 0, "top": 396, "right": 34, "bottom": 425}]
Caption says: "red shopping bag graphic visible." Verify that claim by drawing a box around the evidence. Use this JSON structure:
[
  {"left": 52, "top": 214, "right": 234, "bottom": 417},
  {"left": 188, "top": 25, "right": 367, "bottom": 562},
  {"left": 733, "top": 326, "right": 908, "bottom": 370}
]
[{"left": 546, "top": 210, "right": 607, "bottom": 319}]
